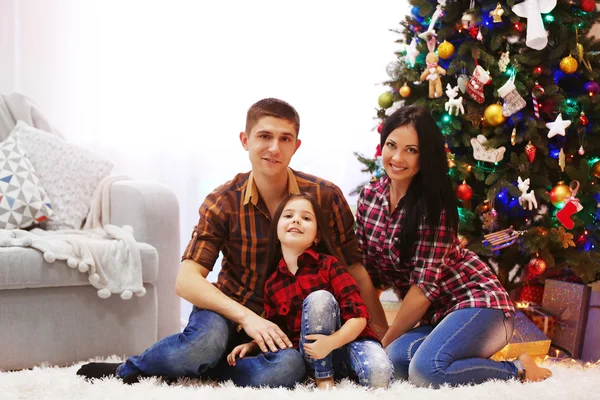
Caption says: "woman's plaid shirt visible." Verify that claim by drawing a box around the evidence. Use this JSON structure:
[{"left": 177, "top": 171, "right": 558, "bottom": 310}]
[
  {"left": 356, "top": 177, "right": 514, "bottom": 325},
  {"left": 263, "top": 249, "right": 379, "bottom": 348}
]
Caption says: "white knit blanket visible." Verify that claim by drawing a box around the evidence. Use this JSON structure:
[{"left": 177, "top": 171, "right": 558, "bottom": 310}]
[{"left": 0, "top": 225, "right": 145, "bottom": 299}]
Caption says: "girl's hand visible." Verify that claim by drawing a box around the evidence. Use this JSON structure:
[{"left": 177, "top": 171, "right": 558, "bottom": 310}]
[
  {"left": 303, "top": 334, "right": 335, "bottom": 360},
  {"left": 227, "top": 341, "right": 259, "bottom": 366}
]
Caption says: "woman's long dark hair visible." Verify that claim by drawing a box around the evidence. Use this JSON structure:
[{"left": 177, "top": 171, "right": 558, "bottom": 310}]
[
  {"left": 380, "top": 106, "right": 459, "bottom": 266},
  {"left": 266, "top": 193, "right": 346, "bottom": 272}
]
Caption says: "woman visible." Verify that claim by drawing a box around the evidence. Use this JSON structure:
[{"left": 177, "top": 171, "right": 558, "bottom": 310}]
[{"left": 355, "top": 106, "right": 551, "bottom": 387}]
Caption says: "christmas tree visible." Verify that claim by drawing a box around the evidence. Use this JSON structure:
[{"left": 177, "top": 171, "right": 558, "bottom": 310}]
[{"left": 354, "top": 0, "right": 600, "bottom": 290}]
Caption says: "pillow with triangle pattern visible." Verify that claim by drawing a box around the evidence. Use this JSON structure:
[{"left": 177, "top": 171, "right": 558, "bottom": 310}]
[{"left": 0, "top": 136, "right": 53, "bottom": 229}]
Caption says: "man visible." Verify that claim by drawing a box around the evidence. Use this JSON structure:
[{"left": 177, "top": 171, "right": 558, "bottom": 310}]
[{"left": 77, "top": 98, "right": 387, "bottom": 387}]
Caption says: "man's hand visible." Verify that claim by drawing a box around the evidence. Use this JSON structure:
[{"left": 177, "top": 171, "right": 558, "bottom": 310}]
[
  {"left": 227, "top": 341, "right": 259, "bottom": 366},
  {"left": 241, "top": 313, "right": 293, "bottom": 352},
  {"left": 303, "top": 334, "right": 335, "bottom": 360}
]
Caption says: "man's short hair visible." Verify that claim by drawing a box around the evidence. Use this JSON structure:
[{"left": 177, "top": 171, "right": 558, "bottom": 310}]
[{"left": 245, "top": 98, "right": 300, "bottom": 137}]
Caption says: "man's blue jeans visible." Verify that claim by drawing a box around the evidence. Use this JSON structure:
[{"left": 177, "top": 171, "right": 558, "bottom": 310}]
[
  {"left": 116, "top": 307, "right": 306, "bottom": 387},
  {"left": 386, "top": 308, "right": 521, "bottom": 388},
  {"left": 299, "top": 290, "right": 394, "bottom": 388}
]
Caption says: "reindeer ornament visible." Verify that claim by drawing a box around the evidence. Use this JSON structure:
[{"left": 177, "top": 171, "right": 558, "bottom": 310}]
[
  {"left": 444, "top": 84, "right": 464, "bottom": 115},
  {"left": 517, "top": 176, "right": 538, "bottom": 210}
]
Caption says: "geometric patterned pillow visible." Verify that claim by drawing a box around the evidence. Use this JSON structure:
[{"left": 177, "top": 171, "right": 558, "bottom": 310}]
[{"left": 0, "top": 136, "right": 53, "bottom": 229}]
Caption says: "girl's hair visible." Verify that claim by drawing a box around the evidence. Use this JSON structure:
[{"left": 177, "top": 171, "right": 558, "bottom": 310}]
[
  {"left": 380, "top": 106, "right": 459, "bottom": 266},
  {"left": 266, "top": 193, "right": 346, "bottom": 271}
]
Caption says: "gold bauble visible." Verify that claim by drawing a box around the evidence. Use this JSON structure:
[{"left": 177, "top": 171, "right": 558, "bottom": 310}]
[
  {"left": 438, "top": 40, "right": 455, "bottom": 60},
  {"left": 484, "top": 104, "right": 506, "bottom": 126},
  {"left": 399, "top": 83, "right": 411, "bottom": 98},
  {"left": 559, "top": 55, "right": 578, "bottom": 74},
  {"left": 550, "top": 181, "right": 572, "bottom": 207},
  {"left": 592, "top": 161, "right": 600, "bottom": 178}
]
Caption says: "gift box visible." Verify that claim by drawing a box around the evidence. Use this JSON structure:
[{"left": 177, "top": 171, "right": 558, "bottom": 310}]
[
  {"left": 515, "top": 302, "right": 559, "bottom": 339},
  {"left": 519, "top": 284, "right": 545, "bottom": 304},
  {"left": 581, "top": 287, "right": 599, "bottom": 362},
  {"left": 491, "top": 310, "right": 551, "bottom": 361},
  {"left": 542, "top": 279, "right": 591, "bottom": 359}
]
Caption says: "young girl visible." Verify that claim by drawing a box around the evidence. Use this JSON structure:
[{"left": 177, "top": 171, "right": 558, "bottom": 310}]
[{"left": 227, "top": 193, "right": 393, "bottom": 389}]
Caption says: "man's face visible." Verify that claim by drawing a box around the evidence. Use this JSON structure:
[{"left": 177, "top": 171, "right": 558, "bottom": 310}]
[{"left": 240, "top": 116, "right": 301, "bottom": 178}]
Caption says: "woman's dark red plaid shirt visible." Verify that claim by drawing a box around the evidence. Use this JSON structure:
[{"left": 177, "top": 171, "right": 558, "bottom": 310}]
[
  {"left": 263, "top": 249, "right": 379, "bottom": 348},
  {"left": 356, "top": 176, "right": 515, "bottom": 325}
]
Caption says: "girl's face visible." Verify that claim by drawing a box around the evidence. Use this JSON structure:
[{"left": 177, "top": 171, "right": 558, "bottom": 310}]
[
  {"left": 276, "top": 197, "right": 318, "bottom": 252},
  {"left": 381, "top": 124, "right": 420, "bottom": 185}
]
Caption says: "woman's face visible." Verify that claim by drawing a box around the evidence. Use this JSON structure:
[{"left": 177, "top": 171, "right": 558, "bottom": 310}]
[
  {"left": 276, "top": 197, "right": 318, "bottom": 252},
  {"left": 381, "top": 124, "right": 420, "bottom": 185}
]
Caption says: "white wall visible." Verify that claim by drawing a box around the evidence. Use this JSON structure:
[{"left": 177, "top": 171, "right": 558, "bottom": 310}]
[{"left": 0, "top": 0, "right": 409, "bottom": 319}]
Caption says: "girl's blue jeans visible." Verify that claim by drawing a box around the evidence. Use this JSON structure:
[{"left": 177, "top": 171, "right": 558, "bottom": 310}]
[
  {"left": 299, "top": 290, "right": 394, "bottom": 388},
  {"left": 116, "top": 307, "right": 305, "bottom": 388},
  {"left": 385, "top": 307, "right": 521, "bottom": 388}
]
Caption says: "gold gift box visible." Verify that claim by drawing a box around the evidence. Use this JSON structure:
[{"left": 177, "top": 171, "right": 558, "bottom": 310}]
[{"left": 491, "top": 310, "right": 551, "bottom": 361}]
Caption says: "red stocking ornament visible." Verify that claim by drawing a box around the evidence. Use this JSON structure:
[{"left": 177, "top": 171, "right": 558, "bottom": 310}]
[
  {"left": 556, "top": 181, "right": 583, "bottom": 229},
  {"left": 467, "top": 65, "right": 491, "bottom": 104}
]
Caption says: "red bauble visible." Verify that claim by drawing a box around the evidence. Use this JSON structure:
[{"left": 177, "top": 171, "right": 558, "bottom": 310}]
[
  {"left": 525, "top": 141, "right": 536, "bottom": 163},
  {"left": 377, "top": 123, "right": 383, "bottom": 134},
  {"left": 580, "top": 112, "right": 589, "bottom": 126},
  {"left": 580, "top": 0, "right": 596, "bottom": 12},
  {"left": 527, "top": 257, "right": 547, "bottom": 276},
  {"left": 456, "top": 182, "right": 473, "bottom": 201}
]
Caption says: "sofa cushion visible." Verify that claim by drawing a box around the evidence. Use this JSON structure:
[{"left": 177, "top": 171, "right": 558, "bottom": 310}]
[
  {"left": 0, "top": 136, "right": 53, "bottom": 229},
  {"left": 11, "top": 121, "right": 114, "bottom": 230},
  {"left": 0, "top": 242, "right": 158, "bottom": 290}
]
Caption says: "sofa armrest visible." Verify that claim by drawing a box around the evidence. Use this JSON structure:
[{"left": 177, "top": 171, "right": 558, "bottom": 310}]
[{"left": 109, "top": 180, "right": 181, "bottom": 339}]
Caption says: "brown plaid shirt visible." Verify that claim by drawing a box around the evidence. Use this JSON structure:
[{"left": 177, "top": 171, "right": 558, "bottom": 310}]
[{"left": 182, "top": 168, "right": 361, "bottom": 315}]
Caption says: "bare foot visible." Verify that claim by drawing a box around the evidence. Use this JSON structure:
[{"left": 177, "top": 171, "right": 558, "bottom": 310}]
[
  {"left": 316, "top": 377, "right": 334, "bottom": 390},
  {"left": 518, "top": 354, "right": 552, "bottom": 382}
]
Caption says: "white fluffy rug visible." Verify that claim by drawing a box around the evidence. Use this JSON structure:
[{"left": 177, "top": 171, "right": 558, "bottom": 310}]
[{"left": 1, "top": 357, "right": 599, "bottom": 400}]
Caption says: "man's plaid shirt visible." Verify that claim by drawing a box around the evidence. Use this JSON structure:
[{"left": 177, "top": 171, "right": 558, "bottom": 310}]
[
  {"left": 264, "top": 249, "right": 379, "bottom": 348},
  {"left": 356, "top": 176, "right": 514, "bottom": 325},
  {"left": 182, "top": 168, "right": 362, "bottom": 315}
]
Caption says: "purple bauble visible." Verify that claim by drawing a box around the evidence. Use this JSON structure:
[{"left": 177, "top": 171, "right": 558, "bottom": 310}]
[{"left": 584, "top": 81, "right": 600, "bottom": 96}]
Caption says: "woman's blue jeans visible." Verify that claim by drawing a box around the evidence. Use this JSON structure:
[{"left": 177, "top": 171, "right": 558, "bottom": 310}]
[
  {"left": 116, "top": 307, "right": 306, "bottom": 387},
  {"left": 386, "top": 308, "right": 520, "bottom": 388},
  {"left": 299, "top": 290, "right": 394, "bottom": 388}
]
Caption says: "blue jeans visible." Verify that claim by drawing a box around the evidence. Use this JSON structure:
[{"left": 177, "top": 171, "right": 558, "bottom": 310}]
[
  {"left": 299, "top": 290, "right": 393, "bottom": 388},
  {"left": 386, "top": 308, "right": 519, "bottom": 388},
  {"left": 116, "top": 307, "right": 306, "bottom": 387}
]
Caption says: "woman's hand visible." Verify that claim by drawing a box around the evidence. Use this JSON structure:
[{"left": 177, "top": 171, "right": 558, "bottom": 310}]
[
  {"left": 381, "top": 286, "right": 431, "bottom": 348},
  {"left": 227, "top": 341, "right": 259, "bottom": 366},
  {"left": 303, "top": 334, "right": 335, "bottom": 360}
]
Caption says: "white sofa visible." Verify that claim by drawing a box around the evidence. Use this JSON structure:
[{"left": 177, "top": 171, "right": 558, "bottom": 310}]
[{"left": 0, "top": 180, "right": 181, "bottom": 370}]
